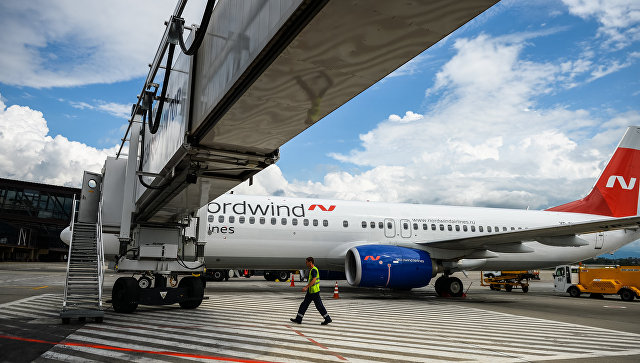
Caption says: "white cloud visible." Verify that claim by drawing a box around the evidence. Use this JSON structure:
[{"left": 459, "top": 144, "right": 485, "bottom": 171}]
[
  {"left": 0, "top": 95, "right": 116, "bottom": 187},
  {"left": 562, "top": 0, "right": 640, "bottom": 49},
  {"left": 0, "top": 0, "right": 207, "bottom": 88}
]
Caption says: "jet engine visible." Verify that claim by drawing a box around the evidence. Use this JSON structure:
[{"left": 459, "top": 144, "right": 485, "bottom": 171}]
[{"left": 345, "top": 245, "right": 435, "bottom": 289}]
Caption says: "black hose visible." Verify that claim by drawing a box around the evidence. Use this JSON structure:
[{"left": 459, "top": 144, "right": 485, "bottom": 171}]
[
  {"left": 148, "top": 43, "right": 175, "bottom": 134},
  {"left": 179, "top": 0, "right": 215, "bottom": 55},
  {"left": 138, "top": 110, "right": 173, "bottom": 190}
]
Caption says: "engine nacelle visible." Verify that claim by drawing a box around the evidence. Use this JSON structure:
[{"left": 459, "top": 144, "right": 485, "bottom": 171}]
[{"left": 345, "top": 245, "right": 434, "bottom": 289}]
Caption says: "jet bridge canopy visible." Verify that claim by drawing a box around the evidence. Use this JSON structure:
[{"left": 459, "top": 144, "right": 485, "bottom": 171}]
[{"left": 131, "top": 0, "right": 498, "bottom": 223}]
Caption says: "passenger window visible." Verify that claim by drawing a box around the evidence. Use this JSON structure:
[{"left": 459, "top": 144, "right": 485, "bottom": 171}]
[
  {"left": 208, "top": 215, "right": 214, "bottom": 222},
  {"left": 323, "top": 220, "right": 328, "bottom": 227},
  {"left": 447, "top": 225, "right": 452, "bottom": 231},
  {"left": 292, "top": 218, "right": 298, "bottom": 226},
  {"left": 362, "top": 221, "right": 367, "bottom": 228},
  {"left": 518, "top": 227, "right": 522, "bottom": 230},
  {"left": 218, "top": 215, "right": 224, "bottom": 223},
  {"left": 478, "top": 226, "right": 482, "bottom": 232},
  {"left": 281, "top": 218, "right": 287, "bottom": 225},
  {"left": 313, "top": 219, "right": 318, "bottom": 227},
  {"left": 511, "top": 227, "right": 515, "bottom": 231},
  {"left": 463, "top": 225, "right": 468, "bottom": 232},
  {"left": 303, "top": 219, "right": 309, "bottom": 226},
  {"left": 495, "top": 226, "right": 499, "bottom": 232},
  {"left": 370, "top": 221, "right": 376, "bottom": 229},
  {"left": 403, "top": 222, "right": 409, "bottom": 230},
  {"left": 455, "top": 225, "right": 460, "bottom": 231},
  {"left": 378, "top": 222, "right": 383, "bottom": 229},
  {"left": 387, "top": 222, "right": 393, "bottom": 229},
  {"left": 343, "top": 220, "right": 349, "bottom": 228},
  {"left": 502, "top": 227, "right": 507, "bottom": 232},
  {"left": 229, "top": 216, "right": 235, "bottom": 223},
  {"left": 239, "top": 216, "right": 245, "bottom": 224},
  {"left": 413, "top": 223, "right": 418, "bottom": 230},
  {"left": 423, "top": 223, "right": 428, "bottom": 230},
  {"left": 271, "top": 217, "right": 277, "bottom": 225},
  {"left": 260, "top": 217, "right": 265, "bottom": 224},
  {"left": 487, "top": 226, "right": 492, "bottom": 232},
  {"left": 249, "top": 216, "right": 255, "bottom": 224},
  {"left": 431, "top": 224, "right": 436, "bottom": 231},
  {"left": 439, "top": 224, "right": 444, "bottom": 231}
]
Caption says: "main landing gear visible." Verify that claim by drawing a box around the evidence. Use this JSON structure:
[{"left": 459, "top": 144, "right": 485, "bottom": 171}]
[{"left": 434, "top": 275, "right": 464, "bottom": 297}]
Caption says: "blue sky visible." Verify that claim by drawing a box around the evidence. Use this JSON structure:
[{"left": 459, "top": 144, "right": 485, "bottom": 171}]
[{"left": 1, "top": 0, "right": 639, "bottom": 256}]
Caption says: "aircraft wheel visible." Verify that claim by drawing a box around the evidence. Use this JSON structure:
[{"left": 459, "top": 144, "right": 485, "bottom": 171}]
[
  {"left": 112, "top": 277, "right": 139, "bottom": 313},
  {"left": 434, "top": 276, "right": 447, "bottom": 296},
  {"left": 179, "top": 276, "right": 204, "bottom": 309},
  {"left": 446, "top": 277, "right": 464, "bottom": 297},
  {"left": 504, "top": 284, "right": 513, "bottom": 292},
  {"left": 138, "top": 276, "right": 152, "bottom": 289},
  {"left": 568, "top": 286, "right": 581, "bottom": 298},
  {"left": 620, "top": 289, "right": 635, "bottom": 302}
]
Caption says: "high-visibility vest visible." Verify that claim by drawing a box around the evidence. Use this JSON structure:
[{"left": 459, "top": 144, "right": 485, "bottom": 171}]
[{"left": 309, "top": 266, "right": 320, "bottom": 293}]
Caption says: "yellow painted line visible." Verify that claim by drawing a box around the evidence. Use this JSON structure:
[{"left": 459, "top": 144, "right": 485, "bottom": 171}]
[{"left": 32, "top": 286, "right": 48, "bottom": 290}]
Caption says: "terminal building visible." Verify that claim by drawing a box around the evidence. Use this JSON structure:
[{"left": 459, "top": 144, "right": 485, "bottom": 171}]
[{"left": 0, "top": 178, "right": 79, "bottom": 261}]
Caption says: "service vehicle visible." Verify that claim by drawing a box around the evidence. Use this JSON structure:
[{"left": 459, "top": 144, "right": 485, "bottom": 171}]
[
  {"left": 481, "top": 270, "right": 539, "bottom": 292},
  {"left": 553, "top": 264, "right": 640, "bottom": 301}
]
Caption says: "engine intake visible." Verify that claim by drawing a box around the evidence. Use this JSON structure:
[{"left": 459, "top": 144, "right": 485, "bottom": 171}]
[{"left": 345, "top": 245, "right": 434, "bottom": 289}]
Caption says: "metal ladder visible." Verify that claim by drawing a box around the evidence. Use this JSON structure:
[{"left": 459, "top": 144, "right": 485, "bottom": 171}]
[{"left": 60, "top": 197, "right": 105, "bottom": 323}]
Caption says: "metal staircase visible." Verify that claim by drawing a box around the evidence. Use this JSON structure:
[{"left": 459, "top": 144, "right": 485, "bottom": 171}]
[{"left": 60, "top": 196, "right": 105, "bottom": 323}]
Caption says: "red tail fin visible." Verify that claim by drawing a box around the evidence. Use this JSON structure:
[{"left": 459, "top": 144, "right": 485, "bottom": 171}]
[{"left": 546, "top": 126, "right": 640, "bottom": 217}]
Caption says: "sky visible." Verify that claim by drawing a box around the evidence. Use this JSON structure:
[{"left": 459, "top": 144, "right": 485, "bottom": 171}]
[{"left": 1, "top": 0, "right": 639, "bottom": 257}]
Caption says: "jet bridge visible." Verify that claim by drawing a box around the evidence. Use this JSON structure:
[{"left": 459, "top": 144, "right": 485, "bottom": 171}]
[
  {"left": 64, "top": 0, "right": 497, "bottom": 316},
  {"left": 128, "top": 0, "right": 498, "bottom": 225}
]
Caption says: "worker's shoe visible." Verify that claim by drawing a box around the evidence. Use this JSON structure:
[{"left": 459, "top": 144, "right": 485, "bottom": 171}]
[
  {"left": 320, "top": 317, "right": 332, "bottom": 325},
  {"left": 290, "top": 317, "right": 302, "bottom": 324}
]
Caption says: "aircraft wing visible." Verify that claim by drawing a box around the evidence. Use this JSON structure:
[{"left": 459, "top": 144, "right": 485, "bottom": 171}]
[{"left": 417, "top": 215, "right": 640, "bottom": 250}]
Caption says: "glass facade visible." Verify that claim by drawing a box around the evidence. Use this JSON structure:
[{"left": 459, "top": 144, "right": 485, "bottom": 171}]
[{"left": 0, "top": 178, "right": 79, "bottom": 261}]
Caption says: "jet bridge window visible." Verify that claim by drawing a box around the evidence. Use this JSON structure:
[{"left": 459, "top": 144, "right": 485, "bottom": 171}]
[
  {"left": 292, "top": 218, "right": 298, "bottom": 226},
  {"left": 229, "top": 216, "right": 235, "bottom": 223},
  {"left": 260, "top": 217, "right": 265, "bottom": 225},
  {"left": 313, "top": 219, "right": 319, "bottom": 227},
  {"left": 362, "top": 221, "right": 367, "bottom": 228},
  {"left": 323, "top": 220, "right": 328, "bottom": 227},
  {"left": 218, "top": 216, "right": 224, "bottom": 223},
  {"left": 343, "top": 220, "right": 348, "bottom": 228},
  {"left": 239, "top": 216, "right": 245, "bottom": 224},
  {"left": 281, "top": 218, "right": 287, "bottom": 225},
  {"left": 249, "top": 217, "right": 255, "bottom": 224}
]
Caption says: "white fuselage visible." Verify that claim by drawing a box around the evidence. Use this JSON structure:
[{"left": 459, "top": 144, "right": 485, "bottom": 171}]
[{"left": 197, "top": 194, "right": 640, "bottom": 272}]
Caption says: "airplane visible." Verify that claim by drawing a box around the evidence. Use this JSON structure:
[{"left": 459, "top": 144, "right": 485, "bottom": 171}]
[{"left": 66, "top": 126, "right": 640, "bottom": 298}]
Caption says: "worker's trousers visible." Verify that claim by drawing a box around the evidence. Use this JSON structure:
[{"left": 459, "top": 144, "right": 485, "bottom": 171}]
[{"left": 296, "top": 291, "right": 330, "bottom": 320}]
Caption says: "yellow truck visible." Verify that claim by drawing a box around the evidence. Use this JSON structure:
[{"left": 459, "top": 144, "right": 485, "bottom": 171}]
[
  {"left": 481, "top": 270, "right": 539, "bottom": 292},
  {"left": 553, "top": 265, "right": 640, "bottom": 301}
]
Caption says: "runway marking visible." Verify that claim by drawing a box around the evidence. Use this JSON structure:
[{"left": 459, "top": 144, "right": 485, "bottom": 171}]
[{"left": 1, "top": 292, "right": 639, "bottom": 362}]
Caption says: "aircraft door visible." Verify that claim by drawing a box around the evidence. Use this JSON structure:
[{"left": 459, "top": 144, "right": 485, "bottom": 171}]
[
  {"left": 400, "top": 219, "right": 411, "bottom": 238},
  {"left": 77, "top": 171, "right": 102, "bottom": 224},
  {"left": 595, "top": 232, "right": 604, "bottom": 249},
  {"left": 384, "top": 218, "right": 395, "bottom": 238}
]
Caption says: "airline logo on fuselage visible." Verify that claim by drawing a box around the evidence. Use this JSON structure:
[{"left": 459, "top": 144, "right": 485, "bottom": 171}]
[
  {"left": 308, "top": 204, "right": 336, "bottom": 211},
  {"left": 605, "top": 175, "right": 636, "bottom": 190}
]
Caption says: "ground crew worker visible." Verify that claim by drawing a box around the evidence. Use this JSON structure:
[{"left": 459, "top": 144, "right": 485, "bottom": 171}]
[{"left": 290, "top": 257, "right": 332, "bottom": 325}]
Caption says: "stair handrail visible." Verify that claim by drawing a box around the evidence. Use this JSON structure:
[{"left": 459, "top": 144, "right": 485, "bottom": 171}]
[
  {"left": 96, "top": 196, "right": 105, "bottom": 309},
  {"left": 62, "top": 195, "right": 79, "bottom": 309}
]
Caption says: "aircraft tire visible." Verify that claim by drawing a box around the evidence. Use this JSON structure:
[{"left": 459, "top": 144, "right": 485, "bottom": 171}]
[
  {"left": 112, "top": 277, "right": 139, "bottom": 313},
  {"left": 179, "top": 276, "right": 204, "bottom": 309},
  {"left": 434, "top": 276, "right": 447, "bottom": 296},
  {"left": 446, "top": 277, "right": 464, "bottom": 297},
  {"left": 619, "top": 289, "right": 635, "bottom": 302},
  {"left": 568, "top": 286, "right": 581, "bottom": 298}
]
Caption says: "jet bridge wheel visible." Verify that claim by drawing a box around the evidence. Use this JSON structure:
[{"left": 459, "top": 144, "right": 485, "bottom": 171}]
[
  {"left": 112, "top": 277, "right": 140, "bottom": 313},
  {"left": 179, "top": 276, "right": 204, "bottom": 309}
]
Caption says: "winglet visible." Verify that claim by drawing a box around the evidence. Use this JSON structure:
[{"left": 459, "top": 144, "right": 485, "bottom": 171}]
[{"left": 547, "top": 126, "right": 640, "bottom": 217}]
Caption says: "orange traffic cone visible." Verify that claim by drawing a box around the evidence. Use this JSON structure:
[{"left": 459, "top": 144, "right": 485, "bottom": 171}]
[
  {"left": 333, "top": 281, "right": 340, "bottom": 299},
  {"left": 290, "top": 273, "right": 295, "bottom": 287}
]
